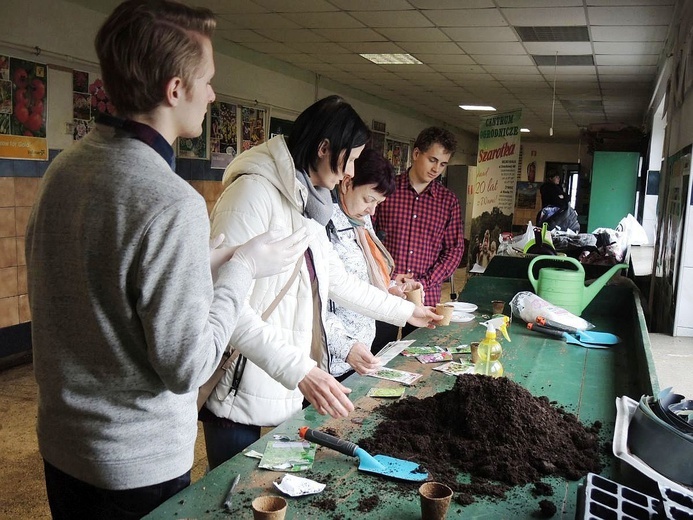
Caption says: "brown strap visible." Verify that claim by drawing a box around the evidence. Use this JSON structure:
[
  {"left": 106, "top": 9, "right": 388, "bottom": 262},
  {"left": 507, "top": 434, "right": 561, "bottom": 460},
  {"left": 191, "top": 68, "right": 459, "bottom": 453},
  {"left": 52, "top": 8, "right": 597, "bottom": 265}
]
[
  {"left": 261, "top": 255, "right": 304, "bottom": 320},
  {"left": 198, "top": 255, "right": 304, "bottom": 410}
]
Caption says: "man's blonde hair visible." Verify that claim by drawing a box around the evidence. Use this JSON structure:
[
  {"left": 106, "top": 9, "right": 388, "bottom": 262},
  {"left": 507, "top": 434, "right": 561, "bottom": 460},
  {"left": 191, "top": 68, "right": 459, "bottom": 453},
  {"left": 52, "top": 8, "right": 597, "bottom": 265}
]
[{"left": 95, "top": 0, "right": 215, "bottom": 117}]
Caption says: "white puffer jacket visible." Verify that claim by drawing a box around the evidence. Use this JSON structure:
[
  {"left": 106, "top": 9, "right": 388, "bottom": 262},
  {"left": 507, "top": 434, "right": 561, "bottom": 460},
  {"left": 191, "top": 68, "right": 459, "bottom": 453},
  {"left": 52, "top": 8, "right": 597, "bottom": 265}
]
[{"left": 205, "top": 135, "right": 415, "bottom": 426}]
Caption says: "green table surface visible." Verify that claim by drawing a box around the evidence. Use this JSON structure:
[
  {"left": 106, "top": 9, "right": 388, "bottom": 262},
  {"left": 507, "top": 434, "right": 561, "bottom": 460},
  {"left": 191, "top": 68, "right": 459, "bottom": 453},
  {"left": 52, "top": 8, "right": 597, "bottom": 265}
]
[{"left": 145, "top": 276, "right": 657, "bottom": 520}]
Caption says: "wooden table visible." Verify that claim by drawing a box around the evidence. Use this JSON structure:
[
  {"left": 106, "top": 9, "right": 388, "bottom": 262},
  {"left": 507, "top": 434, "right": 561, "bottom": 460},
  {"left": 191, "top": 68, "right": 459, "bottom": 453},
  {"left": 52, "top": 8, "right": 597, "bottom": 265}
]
[{"left": 145, "top": 276, "right": 657, "bottom": 519}]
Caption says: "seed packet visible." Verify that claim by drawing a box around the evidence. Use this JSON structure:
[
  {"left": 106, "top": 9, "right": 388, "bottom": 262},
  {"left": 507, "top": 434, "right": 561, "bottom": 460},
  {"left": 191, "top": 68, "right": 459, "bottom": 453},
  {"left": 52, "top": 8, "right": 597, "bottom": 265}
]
[
  {"left": 258, "top": 439, "right": 316, "bottom": 472},
  {"left": 368, "top": 367, "right": 422, "bottom": 386},
  {"left": 375, "top": 339, "right": 416, "bottom": 365},
  {"left": 432, "top": 361, "right": 475, "bottom": 376},
  {"left": 367, "top": 387, "right": 406, "bottom": 398},
  {"left": 416, "top": 352, "right": 453, "bottom": 364},
  {"left": 445, "top": 345, "right": 471, "bottom": 354},
  {"left": 401, "top": 345, "right": 443, "bottom": 356}
]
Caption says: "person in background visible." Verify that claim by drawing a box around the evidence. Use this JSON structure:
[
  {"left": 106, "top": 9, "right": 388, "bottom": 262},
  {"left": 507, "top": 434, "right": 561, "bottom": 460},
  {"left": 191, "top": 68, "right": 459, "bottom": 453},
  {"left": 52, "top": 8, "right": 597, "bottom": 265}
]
[
  {"left": 25, "top": 1, "right": 308, "bottom": 518},
  {"left": 540, "top": 170, "right": 568, "bottom": 210},
  {"left": 325, "top": 149, "right": 424, "bottom": 379},
  {"left": 371, "top": 126, "right": 464, "bottom": 353},
  {"left": 537, "top": 170, "right": 580, "bottom": 232},
  {"left": 200, "top": 96, "right": 441, "bottom": 470}
]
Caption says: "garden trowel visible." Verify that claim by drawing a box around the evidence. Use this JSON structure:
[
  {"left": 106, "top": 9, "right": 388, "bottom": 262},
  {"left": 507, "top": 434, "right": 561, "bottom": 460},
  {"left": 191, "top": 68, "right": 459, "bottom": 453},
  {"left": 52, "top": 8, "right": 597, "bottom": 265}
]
[{"left": 299, "top": 427, "right": 428, "bottom": 482}]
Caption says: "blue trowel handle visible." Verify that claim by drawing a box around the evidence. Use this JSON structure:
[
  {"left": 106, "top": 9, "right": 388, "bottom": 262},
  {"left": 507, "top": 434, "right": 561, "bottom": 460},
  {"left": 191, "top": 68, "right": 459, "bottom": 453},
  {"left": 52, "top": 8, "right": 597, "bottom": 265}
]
[
  {"left": 527, "top": 322, "right": 566, "bottom": 340},
  {"left": 299, "top": 427, "right": 358, "bottom": 457}
]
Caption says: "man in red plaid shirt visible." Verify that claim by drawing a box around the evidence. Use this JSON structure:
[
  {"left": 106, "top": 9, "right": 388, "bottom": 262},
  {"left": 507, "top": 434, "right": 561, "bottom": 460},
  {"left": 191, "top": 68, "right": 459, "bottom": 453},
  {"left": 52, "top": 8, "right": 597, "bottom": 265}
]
[{"left": 371, "top": 127, "right": 465, "bottom": 352}]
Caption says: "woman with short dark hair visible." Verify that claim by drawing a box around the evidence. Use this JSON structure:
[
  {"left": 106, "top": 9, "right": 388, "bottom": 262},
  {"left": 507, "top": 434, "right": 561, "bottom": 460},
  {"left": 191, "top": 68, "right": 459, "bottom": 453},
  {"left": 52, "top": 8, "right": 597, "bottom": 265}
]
[{"left": 200, "top": 96, "right": 441, "bottom": 469}]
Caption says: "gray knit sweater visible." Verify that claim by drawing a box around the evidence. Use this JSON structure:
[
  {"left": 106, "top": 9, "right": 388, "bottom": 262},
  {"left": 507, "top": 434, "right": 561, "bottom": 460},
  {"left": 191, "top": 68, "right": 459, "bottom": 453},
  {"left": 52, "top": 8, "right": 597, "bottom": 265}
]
[{"left": 25, "top": 124, "right": 251, "bottom": 490}]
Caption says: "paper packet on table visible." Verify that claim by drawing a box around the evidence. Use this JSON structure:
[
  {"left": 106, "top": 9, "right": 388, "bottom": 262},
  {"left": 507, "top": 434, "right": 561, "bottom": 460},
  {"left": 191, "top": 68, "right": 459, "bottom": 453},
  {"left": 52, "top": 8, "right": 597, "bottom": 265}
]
[{"left": 416, "top": 352, "right": 453, "bottom": 364}]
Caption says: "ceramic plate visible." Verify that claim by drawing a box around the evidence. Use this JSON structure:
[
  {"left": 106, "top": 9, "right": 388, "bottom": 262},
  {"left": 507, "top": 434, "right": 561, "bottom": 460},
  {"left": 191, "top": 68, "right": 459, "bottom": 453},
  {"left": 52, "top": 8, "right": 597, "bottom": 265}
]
[
  {"left": 449, "top": 302, "right": 478, "bottom": 313},
  {"left": 450, "top": 312, "right": 475, "bottom": 323}
]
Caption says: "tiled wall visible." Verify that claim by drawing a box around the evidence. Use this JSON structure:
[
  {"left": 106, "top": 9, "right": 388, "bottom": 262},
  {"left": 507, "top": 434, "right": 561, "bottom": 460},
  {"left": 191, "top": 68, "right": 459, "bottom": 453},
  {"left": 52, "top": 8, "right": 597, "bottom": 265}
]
[
  {"left": 0, "top": 176, "right": 39, "bottom": 328},
  {"left": 0, "top": 152, "right": 225, "bottom": 356}
]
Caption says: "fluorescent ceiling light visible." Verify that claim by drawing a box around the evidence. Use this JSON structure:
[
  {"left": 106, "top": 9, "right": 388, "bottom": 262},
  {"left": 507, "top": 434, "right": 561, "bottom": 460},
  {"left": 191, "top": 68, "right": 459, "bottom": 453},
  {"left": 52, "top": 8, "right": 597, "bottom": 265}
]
[
  {"left": 521, "top": 128, "right": 531, "bottom": 133},
  {"left": 360, "top": 53, "right": 423, "bottom": 65},
  {"left": 459, "top": 105, "right": 496, "bottom": 111}
]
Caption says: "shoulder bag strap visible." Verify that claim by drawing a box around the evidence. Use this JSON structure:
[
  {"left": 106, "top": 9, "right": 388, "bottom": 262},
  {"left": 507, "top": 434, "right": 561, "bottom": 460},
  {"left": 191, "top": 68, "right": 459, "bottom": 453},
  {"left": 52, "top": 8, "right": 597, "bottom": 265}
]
[
  {"left": 198, "top": 254, "right": 305, "bottom": 410},
  {"left": 228, "top": 254, "right": 305, "bottom": 395}
]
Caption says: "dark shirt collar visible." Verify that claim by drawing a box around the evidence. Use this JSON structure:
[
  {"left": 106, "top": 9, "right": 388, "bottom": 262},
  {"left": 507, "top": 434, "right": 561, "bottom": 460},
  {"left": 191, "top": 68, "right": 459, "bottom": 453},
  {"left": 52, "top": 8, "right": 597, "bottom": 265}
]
[
  {"left": 95, "top": 113, "right": 175, "bottom": 170},
  {"left": 403, "top": 168, "right": 440, "bottom": 198}
]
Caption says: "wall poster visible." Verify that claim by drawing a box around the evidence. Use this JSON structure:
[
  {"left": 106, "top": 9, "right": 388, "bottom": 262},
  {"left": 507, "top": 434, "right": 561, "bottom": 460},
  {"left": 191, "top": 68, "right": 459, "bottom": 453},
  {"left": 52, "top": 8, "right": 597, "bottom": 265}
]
[
  {"left": 241, "top": 106, "right": 265, "bottom": 152},
  {"left": 0, "top": 54, "right": 48, "bottom": 160},
  {"left": 515, "top": 181, "right": 540, "bottom": 209},
  {"left": 386, "top": 138, "right": 410, "bottom": 176},
  {"left": 211, "top": 101, "right": 237, "bottom": 169},
  {"left": 72, "top": 71, "right": 116, "bottom": 141},
  {"left": 467, "top": 109, "right": 522, "bottom": 272},
  {"left": 177, "top": 113, "right": 208, "bottom": 160}
]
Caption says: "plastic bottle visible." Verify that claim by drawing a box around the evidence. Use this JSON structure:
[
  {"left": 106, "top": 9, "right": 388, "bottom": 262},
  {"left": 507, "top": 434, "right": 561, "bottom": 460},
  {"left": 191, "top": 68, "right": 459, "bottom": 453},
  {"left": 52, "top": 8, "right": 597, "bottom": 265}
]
[{"left": 474, "top": 323, "right": 504, "bottom": 377}]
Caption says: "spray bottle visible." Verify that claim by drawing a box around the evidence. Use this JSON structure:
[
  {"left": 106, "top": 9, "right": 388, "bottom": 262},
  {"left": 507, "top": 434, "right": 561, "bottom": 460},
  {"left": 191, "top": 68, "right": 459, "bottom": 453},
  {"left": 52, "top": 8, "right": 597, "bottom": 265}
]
[
  {"left": 482, "top": 316, "right": 511, "bottom": 342},
  {"left": 474, "top": 322, "right": 504, "bottom": 377}
]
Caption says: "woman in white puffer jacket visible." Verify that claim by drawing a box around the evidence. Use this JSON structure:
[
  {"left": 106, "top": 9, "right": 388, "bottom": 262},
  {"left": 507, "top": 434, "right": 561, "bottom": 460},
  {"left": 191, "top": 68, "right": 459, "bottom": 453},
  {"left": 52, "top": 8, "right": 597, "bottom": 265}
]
[{"left": 200, "top": 96, "right": 441, "bottom": 470}]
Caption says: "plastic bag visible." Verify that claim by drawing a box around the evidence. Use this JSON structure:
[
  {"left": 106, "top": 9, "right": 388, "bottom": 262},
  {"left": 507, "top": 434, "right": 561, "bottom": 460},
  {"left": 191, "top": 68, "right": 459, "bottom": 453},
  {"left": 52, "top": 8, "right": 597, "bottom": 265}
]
[
  {"left": 497, "top": 221, "right": 535, "bottom": 257},
  {"left": 616, "top": 213, "right": 649, "bottom": 246},
  {"left": 510, "top": 291, "right": 595, "bottom": 331}
]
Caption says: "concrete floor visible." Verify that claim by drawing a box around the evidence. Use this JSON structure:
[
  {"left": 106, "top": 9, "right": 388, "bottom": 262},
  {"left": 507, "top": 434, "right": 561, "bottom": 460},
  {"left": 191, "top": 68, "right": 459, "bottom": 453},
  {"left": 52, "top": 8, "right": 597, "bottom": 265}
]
[{"left": 1, "top": 267, "right": 691, "bottom": 518}]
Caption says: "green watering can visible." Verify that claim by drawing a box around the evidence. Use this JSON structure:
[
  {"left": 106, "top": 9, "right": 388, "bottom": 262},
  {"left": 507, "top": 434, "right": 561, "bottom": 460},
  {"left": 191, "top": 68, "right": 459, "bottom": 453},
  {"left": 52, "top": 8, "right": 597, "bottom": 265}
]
[{"left": 527, "top": 255, "right": 628, "bottom": 316}]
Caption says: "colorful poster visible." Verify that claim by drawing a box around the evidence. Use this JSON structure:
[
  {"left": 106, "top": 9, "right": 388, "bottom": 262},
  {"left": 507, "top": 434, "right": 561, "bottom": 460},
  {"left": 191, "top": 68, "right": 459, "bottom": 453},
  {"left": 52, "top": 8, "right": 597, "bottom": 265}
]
[
  {"left": 241, "top": 106, "right": 265, "bottom": 152},
  {"left": 0, "top": 55, "right": 48, "bottom": 160},
  {"left": 386, "top": 139, "right": 411, "bottom": 176},
  {"left": 72, "top": 72, "right": 115, "bottom": 141},
  {"left": 515, "top": 181, "right": 540, "bottom": 209},
  {"left": 177, "top": 112, "right": 208, "bottom": 159},
  {"left": 467, "top": 109, "right": 522, "bottom": 272},
  {"left": 211, "top": 101, "right": 237, "bottom": 169}
]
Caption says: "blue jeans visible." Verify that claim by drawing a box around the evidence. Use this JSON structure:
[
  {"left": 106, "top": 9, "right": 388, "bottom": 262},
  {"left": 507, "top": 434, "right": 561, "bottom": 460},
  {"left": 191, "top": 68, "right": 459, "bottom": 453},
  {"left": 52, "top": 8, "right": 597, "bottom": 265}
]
[
  {"left": 43, "top": 460, "right": 190, "bottom": 519},
  {"left": 203, "top": 420, "right": 261, "bottom": 470}
]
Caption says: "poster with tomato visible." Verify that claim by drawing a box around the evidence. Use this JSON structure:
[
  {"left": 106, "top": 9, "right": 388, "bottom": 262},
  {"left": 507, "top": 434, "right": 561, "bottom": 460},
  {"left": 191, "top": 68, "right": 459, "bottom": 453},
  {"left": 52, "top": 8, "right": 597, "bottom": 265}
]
[
  {"left": 10, "top": 58, "right": 47, "bottom": 137},
  {"left": 0, "top": 56, "right": 48, "bottom": 160},
  {"left": 72, "top": 71, "right": 115, "bottom": 141}
]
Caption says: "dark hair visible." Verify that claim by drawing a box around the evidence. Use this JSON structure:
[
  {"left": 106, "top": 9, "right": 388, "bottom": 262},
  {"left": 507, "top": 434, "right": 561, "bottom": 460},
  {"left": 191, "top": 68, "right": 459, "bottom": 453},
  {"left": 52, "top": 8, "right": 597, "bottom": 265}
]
[
  {"left": 288, "top": 95, "right": 371, "bottom": 175},
  {"left": 547, "top": 170, "right": 561, "bottom": 180},
  {"left": 353, "top": 149, "right": 396, "bottom": 196},
  {"left": 413, "top": 127, "right": 457, "bottom": 156},
  {"left": 95, "top": 0, "right": 216, "bottom": 117}
]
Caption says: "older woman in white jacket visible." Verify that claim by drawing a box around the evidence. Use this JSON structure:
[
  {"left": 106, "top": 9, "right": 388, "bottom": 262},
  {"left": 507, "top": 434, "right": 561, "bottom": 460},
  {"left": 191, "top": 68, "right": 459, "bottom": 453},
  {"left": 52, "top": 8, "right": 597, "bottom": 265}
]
[
  {"left": 200, "top": 96, "right": 440, "bottom": 470},
  {"left": 325, "top": 149, "right": 425, "bottom": 378}
]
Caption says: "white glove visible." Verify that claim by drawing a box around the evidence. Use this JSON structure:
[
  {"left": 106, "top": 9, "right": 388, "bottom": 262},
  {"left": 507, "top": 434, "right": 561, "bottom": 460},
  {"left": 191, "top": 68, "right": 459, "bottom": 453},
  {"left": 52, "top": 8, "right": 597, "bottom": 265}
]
[
  {"left": 233, "top": 228, "right": 311, "bottom": 279},
  {"left": 209, "top": 233, "right": 237, "bottom": 281}
]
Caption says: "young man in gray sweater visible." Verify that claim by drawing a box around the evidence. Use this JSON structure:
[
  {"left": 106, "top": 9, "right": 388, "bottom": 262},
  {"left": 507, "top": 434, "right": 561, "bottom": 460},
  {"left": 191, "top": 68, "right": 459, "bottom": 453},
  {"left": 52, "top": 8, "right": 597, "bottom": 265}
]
[{"left": 25, "top": 1, "right": 308, "bottom": 518}]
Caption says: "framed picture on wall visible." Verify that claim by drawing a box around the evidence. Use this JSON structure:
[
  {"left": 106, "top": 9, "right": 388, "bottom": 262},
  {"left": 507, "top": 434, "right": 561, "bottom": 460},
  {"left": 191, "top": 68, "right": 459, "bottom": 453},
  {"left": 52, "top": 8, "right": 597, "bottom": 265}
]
[
  {"left": 515, "top": 182, "right": 540, "bottom": 209},
  {"left": 211, "top": 100, "right": 237, "bottom": 169},
  {"left": 177, "top": 113, "right": 208, "bottom": 160}
]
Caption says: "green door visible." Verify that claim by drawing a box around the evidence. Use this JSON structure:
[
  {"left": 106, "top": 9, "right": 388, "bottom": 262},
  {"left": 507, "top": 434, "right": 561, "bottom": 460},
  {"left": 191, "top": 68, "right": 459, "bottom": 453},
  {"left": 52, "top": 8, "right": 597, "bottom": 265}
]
[{"left": 588, "top": 151, "right": 640, "bottom": 230}]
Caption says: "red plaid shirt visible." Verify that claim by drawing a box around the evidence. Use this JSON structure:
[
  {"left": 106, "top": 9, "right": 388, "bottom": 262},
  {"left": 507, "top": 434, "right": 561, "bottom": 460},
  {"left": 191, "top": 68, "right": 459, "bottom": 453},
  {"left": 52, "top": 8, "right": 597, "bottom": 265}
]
[{"left": 373, "top": 171, "right": 464, "bottom": 305}]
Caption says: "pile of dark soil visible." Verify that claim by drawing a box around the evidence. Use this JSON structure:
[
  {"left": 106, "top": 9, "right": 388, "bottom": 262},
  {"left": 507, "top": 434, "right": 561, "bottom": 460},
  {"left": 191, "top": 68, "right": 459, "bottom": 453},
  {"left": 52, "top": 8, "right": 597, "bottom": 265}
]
[{"left": 359, "top": 375, "right": 603, "bottom": 508}]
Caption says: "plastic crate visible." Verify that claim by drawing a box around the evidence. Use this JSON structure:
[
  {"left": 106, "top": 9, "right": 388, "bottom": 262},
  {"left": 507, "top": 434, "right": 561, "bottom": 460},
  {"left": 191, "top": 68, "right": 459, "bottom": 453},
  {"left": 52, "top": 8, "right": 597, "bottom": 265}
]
[
  {"left": 576, "top": 473, "right": 660, "bottom": 519},
  {"left": 576, "top": 474, "right": 693, "bottom": 520}
]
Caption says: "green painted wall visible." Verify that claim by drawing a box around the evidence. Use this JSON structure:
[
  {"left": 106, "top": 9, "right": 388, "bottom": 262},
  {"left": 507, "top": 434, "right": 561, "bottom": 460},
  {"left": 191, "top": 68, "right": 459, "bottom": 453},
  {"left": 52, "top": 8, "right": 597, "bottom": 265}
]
[{"left": 588, "top": 151, "right": 640, "bottom": 230}]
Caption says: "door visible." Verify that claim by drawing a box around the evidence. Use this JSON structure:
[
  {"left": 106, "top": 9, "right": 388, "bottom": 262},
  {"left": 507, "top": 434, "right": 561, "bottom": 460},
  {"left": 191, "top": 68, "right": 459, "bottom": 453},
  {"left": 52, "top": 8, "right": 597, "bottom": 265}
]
[{"left": 588, "top": 151, "right": 640, "bottom": 231}]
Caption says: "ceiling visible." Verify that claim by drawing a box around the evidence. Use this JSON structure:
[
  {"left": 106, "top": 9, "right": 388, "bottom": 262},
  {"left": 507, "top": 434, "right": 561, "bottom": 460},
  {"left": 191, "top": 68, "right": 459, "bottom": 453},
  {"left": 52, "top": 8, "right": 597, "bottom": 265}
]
[{"left": 75, "top": 0, "right": 678, "bottom": 142}]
